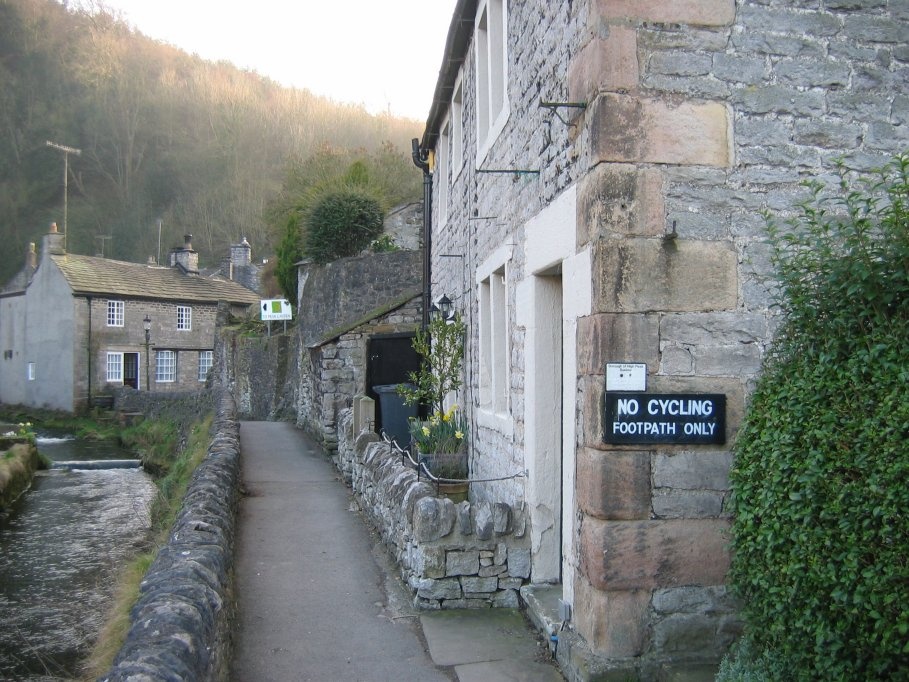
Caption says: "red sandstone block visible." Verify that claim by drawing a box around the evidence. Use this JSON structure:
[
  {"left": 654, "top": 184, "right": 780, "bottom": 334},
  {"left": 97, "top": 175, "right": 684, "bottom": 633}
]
[
  {"left": 579, "top": 518, "right": 730, "bottom": 591},
  {"left": 569, "top": 27, "right": 639, "bottom": 103},
  {"left": 591, "top": 94, "right": 732, "bottom": 167},
  {"left": 593, "top": 0, "right": 735, "bottom": 26},
  {"left": 573, "top": 576, "right": 651, "bottom": 657},
  {"left": 578, "top": 448, "right": 651, "bottom": 520}
]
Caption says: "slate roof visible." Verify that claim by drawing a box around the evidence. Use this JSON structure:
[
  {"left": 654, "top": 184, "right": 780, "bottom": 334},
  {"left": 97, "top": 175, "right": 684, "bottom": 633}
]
[{"left": 50, "top": 254, "right": 260, "bottom": 306}]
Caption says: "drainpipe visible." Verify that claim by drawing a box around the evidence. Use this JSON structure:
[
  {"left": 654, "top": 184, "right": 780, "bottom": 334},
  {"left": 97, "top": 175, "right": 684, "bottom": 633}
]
[{"left": 411, "top": 138, "right": 432, "bottom": 332}]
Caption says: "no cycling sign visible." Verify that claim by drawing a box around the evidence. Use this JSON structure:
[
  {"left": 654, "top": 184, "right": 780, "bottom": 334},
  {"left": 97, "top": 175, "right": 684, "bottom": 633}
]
[{"left": 603, "top": 393, "right": 726, "bottom": 445}]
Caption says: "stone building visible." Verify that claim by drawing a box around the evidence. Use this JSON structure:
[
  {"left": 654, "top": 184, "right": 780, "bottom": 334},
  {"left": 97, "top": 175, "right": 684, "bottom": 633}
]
[
  {"left": 418, "top": 0, "right": 908, "bottom": 677},
  {"left": 0, "top": 226, "right": 259, "bottom": 411}
]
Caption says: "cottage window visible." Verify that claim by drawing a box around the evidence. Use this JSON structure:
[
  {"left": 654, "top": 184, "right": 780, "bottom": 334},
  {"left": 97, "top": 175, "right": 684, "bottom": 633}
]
[
  {"left": 155, "top": 350, "right": 177, "bottom": 382},
  {"left": 475, "top": 0, "right": 509, "bottom": 164},
  {"left": 198, "top": 350, "right": 213, "bottom": 382},
  {"left": 106, "top": 352, "right": 123, "bottom": 383},
  {"left": 437, "top": 114, "right": 450, "bottom": 225},
  {"left": 107, "top": 300, "right": 124, "bottom": 327},
  {"left": 451, "top": 74, "right": 464, "bottom": 178},
  {"left": 478, "top": 265, "right": 509, "bottom": 415},
  {"left": 177, "top": 306, "right": 192, "bottom": 331},
  {"left": 27, "top": 362, "right": 36, "bottom": 381}
]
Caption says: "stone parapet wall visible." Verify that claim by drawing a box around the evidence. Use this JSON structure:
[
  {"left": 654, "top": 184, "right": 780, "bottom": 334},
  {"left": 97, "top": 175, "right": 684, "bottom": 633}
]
[
  {"left": 337, "top": 409, "right": 531, "bottom": 609},
  {"left": 102, "top": 389, "right": 240, "bottom": 682}
]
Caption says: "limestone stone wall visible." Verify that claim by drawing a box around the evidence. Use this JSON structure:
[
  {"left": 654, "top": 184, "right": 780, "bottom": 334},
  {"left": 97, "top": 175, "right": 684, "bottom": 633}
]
[{"left": 336, "top": 409, "right": 531, "bottom": 609}]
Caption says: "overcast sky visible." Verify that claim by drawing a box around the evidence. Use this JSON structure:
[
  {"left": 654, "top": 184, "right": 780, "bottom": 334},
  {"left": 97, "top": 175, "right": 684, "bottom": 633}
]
[{"left": 89, "top": 0, "right": 458, "bottom": 121}]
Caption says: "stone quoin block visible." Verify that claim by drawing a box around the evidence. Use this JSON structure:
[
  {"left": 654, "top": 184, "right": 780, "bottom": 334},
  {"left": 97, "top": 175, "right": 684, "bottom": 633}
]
[
  {"left": 592, "top": 238, "right": 738, "bottom": 314},
  {"left": 568, "top": 26, "right": 639, "bottom": 104},
  {"left": 580, "top": 518, "right": 731, "bottom": 591},
  {"left": 592, "top": 0, "right": 735, "bottom": 27},
  {"left": 590, "top": 94, "right": 732, "bottom": 167},
  {"left": 577, "top": 313, "right": 660, "bottom": 376},
  {"left": 577, "top": 448, "right": 651, "bottom": 520},
  {"left": 577, "top": 164, "right": 665, "bottom": 245},
  {"left": 573, "top": 576, "right": 652, "bottom": 657}
]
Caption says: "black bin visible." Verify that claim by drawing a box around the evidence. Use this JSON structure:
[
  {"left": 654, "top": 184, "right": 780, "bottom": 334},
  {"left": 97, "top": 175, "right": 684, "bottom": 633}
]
[{"left": 372, "top": 384, "right": 416, "bottom": 447}]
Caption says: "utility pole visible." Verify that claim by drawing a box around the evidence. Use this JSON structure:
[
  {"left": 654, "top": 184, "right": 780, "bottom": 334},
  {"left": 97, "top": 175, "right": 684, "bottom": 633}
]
[{"left": 46, "top": 140, "right": 82, "bottom": 252}]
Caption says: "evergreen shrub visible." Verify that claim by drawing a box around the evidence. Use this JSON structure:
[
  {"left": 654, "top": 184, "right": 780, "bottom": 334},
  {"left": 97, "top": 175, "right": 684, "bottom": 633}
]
[
  {"left": 303, "top": 189, "right": 383, "bottom": 264},
  {"left": 729, "top": 155, "right": 909, "bottom": 679}
]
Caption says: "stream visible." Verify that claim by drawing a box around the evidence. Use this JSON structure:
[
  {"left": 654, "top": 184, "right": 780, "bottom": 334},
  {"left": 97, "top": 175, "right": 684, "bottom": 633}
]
[{"left": 0, "top": 434, "right": 157, "bottom": 680}]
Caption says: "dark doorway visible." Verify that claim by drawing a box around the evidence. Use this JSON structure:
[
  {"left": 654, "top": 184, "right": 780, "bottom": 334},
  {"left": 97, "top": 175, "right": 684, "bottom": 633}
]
[
  {"left": 367, "top": 333, "right": 421, "bottom": 439},
  {"left": 124, "top": 353, "right": 139, "bottom": 389}
]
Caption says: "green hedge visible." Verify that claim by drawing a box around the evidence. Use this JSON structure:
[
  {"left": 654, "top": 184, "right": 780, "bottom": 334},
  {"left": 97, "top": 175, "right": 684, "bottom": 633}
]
[
  {"left": 304, "top": 189, "right": 383, "bottom": 264},
  {"left": 729, "top": 155, "right": 909, "bottom": 680}
]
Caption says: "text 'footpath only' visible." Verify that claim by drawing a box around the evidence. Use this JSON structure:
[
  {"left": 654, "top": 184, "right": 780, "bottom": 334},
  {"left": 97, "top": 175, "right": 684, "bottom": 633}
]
[{"left": 603, "top": 393, "right": 726, "bottom": 445}]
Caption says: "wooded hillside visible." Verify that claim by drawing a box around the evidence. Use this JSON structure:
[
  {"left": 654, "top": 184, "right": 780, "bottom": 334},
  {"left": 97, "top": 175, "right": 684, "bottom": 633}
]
[{"left": 0, "top": 0, "right": 422, "bottom": 283}]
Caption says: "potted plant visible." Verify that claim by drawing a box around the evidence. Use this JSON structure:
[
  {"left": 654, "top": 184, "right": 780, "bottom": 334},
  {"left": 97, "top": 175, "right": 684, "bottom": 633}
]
[{"left": 398, "top": 313, "right": 469, "bottom": 499}]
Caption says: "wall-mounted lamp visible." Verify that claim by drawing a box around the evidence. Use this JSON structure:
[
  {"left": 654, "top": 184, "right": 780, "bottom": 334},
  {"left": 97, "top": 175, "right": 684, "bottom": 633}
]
[
  {"left": 143, "top": 315, "right": 152, "bottom": 391},
  {"left": 430, "top": 294, "right": 455, "bottom": 322}
]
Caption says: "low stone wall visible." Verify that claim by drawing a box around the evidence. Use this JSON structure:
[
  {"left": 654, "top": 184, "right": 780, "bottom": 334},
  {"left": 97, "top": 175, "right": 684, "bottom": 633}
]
[
  {"left": 337, "top": 408, "right": 531, "bottom": 609},
  {"left": 102, "top": 389, "right": 241, "bottom": 682}
]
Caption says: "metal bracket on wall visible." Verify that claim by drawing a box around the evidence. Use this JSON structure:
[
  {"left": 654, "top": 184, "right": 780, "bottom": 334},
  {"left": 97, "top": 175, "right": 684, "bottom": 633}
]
[{"left": 539, "top": 99, "right": 588, "bottom": 125}]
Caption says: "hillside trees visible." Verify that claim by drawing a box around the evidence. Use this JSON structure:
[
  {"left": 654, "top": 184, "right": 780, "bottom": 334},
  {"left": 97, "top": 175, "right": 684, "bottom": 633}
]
[{"left": 0, "top": 0, "right": 421, "bottom": 284}]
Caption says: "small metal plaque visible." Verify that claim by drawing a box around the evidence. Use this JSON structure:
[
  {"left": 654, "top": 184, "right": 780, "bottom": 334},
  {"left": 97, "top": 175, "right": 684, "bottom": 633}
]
[{"left": 606, "top": 363, "right": 647, "bottom": 392}]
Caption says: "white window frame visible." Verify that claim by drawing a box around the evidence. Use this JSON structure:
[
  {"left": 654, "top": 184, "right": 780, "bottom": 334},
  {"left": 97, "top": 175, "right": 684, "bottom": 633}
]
[
  {"left": 155, "top": 350, "right": 177, "bottom": 383},
  {"left": 27, "top": 362, "right": 35, "bottom": 381},
  {"left": 107, "top": 300, "right": 124, "bottom": 327},
  {"left": 177, "top": 306, "right": 192, "bottom": 331},
  {"left": 198, "top": 350, "right": 213, "bottom": 382},
  {"left": 106, "top": 352, "right": 124, "bottom": 383},
  {"left": 451, "top": 73, "right": 464, "bottom": 180},
  {"left": 476, "top": 244, "right": 513, "bottom": 436},
  {"left": 475, "top": 0, "right": 510, "bottom": 165},
  {"left": 437, "top": 114, "right": 450, "bottom": 226}
]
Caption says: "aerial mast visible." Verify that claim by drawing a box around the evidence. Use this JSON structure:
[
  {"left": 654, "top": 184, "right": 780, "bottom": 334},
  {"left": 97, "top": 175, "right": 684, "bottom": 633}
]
[{"left": 46, "top": 140, "right": 82, "bottom": 252}]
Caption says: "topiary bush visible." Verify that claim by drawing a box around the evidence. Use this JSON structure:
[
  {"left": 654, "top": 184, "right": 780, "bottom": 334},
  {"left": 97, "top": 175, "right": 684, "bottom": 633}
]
[
  {"left": 303, "top": 189, "right": 384, "bottom": 264},
  {"left": 729, "top": 154, "right": 909, "bottom": 680}
]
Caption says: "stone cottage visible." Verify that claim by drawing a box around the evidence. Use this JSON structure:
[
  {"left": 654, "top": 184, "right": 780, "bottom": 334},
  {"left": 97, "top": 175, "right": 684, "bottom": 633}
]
[
  {"left": 0, "top": 226, "right": 259, "bottom": 411},
  {"left": 417, "top": 0, "right": 908, "bottom": 677}
]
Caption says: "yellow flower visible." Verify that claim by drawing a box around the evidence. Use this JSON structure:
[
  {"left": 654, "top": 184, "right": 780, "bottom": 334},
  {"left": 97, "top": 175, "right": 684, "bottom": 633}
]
[
  {"left": 455, "top": 430, "right": 464, "bottom": 439},
  {"left": 422, "top": 426, "right": 431, "bottom": 437}
]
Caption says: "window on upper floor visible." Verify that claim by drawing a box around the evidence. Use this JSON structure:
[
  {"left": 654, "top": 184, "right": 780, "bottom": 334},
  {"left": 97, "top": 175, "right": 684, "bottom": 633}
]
[
  {"left": 198, "top": 350, "right": 213, "bottom": 382},
  {"left": 475, "top": 0, "right": 509, "bottom": 164},
  {"left": 451, "top": 74, "right": 464, "bottom": 178},
  {"left": 437, "top": 114, "right": 450, "bottom": 225},
  {"left": 106, "top": 352, "right": 123, "bottom": 383},
  {"left": 478, "top": 264, "right": 509, "bottom": 416},
  {"left": 177, "top": 306, "right": 192, "bottom": 331},
  {"left": 107, "top": 300, "right": 124, "bottom": 327},
  {"left": 27, "top": 362, "right": 35, "bottom": 381},
  {"left": 155, "top": 350, "right": 176, "bottom": 383}
]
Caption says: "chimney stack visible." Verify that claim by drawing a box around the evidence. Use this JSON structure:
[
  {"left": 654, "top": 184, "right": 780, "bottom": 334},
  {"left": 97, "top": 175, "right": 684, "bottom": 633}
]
[
  {"left": 171, "top": 233, "right": 199, "bottom": 274},
  {"left": 26, "top": 242, "right": 37, "bottom": 271},
  {"left": 43, "top": 222, "right": 65, "bottom": 256}
]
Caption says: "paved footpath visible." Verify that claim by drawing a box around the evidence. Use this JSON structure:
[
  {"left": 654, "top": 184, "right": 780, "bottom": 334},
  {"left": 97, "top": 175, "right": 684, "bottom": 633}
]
[{"left": 231, "top": 421, "right": 563, "bottom": 682}]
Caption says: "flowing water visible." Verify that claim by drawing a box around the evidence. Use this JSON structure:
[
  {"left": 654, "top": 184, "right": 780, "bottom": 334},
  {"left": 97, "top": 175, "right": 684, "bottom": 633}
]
[{"left": 0, "top": 434, "right": 157, "bottom": 680}]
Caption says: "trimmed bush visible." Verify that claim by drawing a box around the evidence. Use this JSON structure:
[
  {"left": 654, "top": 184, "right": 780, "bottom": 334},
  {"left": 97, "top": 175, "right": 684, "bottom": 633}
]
[
  {"left": 303, "top": 189, "right": 383, "bottom": 264},
  {"left": 729, "top": 155, "right": 909, "bottom": 679}
]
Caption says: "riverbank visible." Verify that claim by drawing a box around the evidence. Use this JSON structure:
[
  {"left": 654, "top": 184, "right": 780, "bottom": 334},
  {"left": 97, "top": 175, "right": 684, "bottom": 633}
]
[{"left": 0, "top": 442, "right": 41, "bottom": 510}]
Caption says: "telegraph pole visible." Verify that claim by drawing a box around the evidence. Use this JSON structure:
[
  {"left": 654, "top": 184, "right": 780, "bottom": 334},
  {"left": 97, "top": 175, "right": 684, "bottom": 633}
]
[{"left": 46, "top": 140, "right": 82, "bottom": 252}]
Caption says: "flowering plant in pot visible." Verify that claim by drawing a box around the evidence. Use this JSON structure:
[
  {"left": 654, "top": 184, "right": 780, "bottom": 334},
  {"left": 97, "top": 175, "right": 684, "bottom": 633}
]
[{"left": 398, "top": 312, "right": 469, "bottom": 485}]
